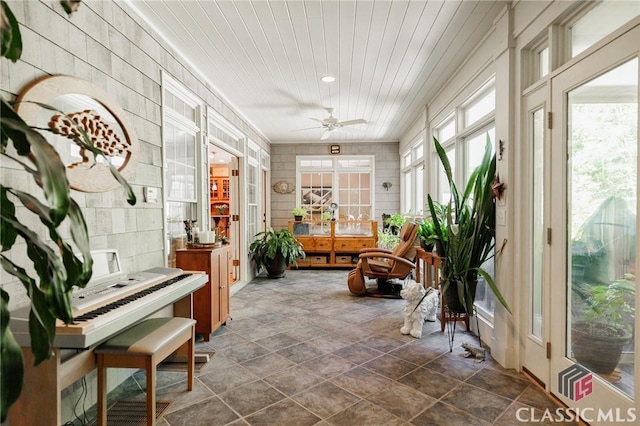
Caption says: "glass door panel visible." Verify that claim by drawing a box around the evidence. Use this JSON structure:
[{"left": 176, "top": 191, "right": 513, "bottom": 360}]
[
  {"left": 566, "top": 58, "right": 637, "bottom": 399},
  {"left": 522, "top": 85, "right": 550, "bottom": 386},
  {"left": 549, "top": 25, "right": 638, "bottom": 420}
]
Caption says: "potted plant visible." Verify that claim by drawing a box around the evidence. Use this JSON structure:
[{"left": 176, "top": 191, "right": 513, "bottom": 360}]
[
  {"left": 417, "top": 201, "right": 447, "bottom": 251},
  {"left": 383, "top": 212, "right": 410, "bottom": 234},
  {"left": 291, "top": 207, "right": 308, "bottom": 222},
  {"left": 416, "top": 220, "right": 437, "bottom": 251},
  {"left": 572, "top": 275, "right": 635, "bottom": 374},
  {"left": 249, "top": 228, "right": 306, "bottom": 278},
  {"left": 427, "top": 136, "right": 510, "bottom": 316}
]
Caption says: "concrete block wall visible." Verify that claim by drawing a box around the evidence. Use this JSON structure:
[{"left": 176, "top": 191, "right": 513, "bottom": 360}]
[
  {"left": 270, "top": 141, "right": 401, "bottom": 231},
  {"left": 1, "top": 1, "right": 268, "bottom": 422}
]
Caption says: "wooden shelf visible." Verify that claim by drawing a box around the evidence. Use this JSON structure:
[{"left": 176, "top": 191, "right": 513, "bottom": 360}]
[{"left": 289, "top": 220, "right": 377, "bottom": 268}]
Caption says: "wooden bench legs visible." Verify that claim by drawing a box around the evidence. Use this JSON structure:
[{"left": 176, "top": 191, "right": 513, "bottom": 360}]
[{"left": 95, "top": 318, "right": 196, "bottom": 426}]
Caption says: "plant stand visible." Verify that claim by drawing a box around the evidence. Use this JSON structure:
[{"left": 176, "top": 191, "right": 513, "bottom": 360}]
[{"left": 444, "top": 305, "right": 482, "bottom": 352}]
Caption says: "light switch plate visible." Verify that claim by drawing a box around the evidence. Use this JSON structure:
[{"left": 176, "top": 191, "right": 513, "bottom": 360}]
[
  {"left": 143, "top": 187, "right": 158, "bottom": 203},
  {"left": 496, "top": 208, "right": 506, "bottom": 226}
]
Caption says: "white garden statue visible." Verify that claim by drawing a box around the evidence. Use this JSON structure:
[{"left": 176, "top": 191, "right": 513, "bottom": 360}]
[{"left": 400, "top": 280, "right": 438, "bottom": 338}]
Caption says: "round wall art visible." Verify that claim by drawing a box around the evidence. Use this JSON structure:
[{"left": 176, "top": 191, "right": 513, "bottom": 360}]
[
  {"left": 16, "top": 75, "right": 139, "bottom": 193},
  {"left": 273, "top": 181, "right": 295, "bottom": 194}
]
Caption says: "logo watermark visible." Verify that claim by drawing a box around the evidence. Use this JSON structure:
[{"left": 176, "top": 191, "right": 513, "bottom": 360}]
[
  {"left": 558, "top": 364, "right": 592, "bottom": 401},
  {"left": 516, "top": 407, "right": 636, "bottom": 423},
  {"left": 514, "top": 364, "right": 636, "bottom": 422}
]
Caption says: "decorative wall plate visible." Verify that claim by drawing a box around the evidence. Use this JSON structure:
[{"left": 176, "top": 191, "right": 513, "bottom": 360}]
[
  {"left": 16, "top": 75, "right": 139, "bottom": 193},
  {"left": 273, "top": 180, "right": 295, "bottom": 194}
]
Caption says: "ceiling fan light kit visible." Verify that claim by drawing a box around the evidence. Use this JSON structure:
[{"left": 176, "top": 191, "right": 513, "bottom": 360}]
[{"left": 294, "top": 107, "right": 367, "bottom": 140}]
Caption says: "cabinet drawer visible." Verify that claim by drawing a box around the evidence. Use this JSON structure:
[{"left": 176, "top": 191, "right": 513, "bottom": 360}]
[
  {"left": 334, "top": 238, "right": 375, "bottom": 252},
  {"left": 298, "top": 237, "right": 332, "bottom": 252}
]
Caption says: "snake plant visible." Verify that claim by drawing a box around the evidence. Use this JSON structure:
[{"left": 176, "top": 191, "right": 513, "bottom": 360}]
[{"left": 427, "top": 136, "right": 511, "bottom": 316}]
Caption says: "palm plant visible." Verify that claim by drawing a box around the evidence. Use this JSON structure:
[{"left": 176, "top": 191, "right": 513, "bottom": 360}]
[{"left": 427, "top": 136, "right": 510, "bottom": 315}]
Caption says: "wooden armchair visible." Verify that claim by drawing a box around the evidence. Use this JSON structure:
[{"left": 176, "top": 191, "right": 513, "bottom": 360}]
[{"left": 358, "top": 221, "right": 419, "bottom": 280}]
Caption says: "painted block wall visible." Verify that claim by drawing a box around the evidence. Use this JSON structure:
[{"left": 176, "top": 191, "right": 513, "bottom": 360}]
[
  {"left": 269, "top": 142, "right": 401, "bottom": 231},
  {"left": 0, "top": 1, "right": 268, "bottom": 422}
]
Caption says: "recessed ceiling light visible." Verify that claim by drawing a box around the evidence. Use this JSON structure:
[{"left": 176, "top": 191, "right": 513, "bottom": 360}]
[{"left": 321, "top": 76, "right": 335, "bottom": 83}]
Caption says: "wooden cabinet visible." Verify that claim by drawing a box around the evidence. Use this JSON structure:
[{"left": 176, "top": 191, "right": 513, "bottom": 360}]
[
  {"left": 176, "top": 246, "right": 230, "bottom": 341},
  {"left": 289, "top": 220, "right": 377, "bottom": 268},
  {"left": 210, "top": 176, "right": 230, "bottom": 236},
  {"left": 210, "top": 176, "right": 230, "bottom": 202}
]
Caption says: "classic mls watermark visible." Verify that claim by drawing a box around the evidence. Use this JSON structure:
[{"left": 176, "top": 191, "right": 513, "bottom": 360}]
[
  {"left": 514, "top": 364, "right": 636, "bottom": 422},
  {"left": 558, "top": 364, "right": 593, "bottom": 401},
  {"left": 515, "top": 407, "right": 637, "bottom": 423}
]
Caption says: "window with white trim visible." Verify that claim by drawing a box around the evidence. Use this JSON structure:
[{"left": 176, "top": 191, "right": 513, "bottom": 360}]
[
  {"left": 401, "top": 138, "right": 424, "bottom": 215},
  {"left": 297, "top": 156, "right": 373, "bottom": 221},
  {"left": 247, "top": 142, "right": 259, "bottom": 243},
  {"left": 163, "top": 76, "right": 203, "bottom": 266}
]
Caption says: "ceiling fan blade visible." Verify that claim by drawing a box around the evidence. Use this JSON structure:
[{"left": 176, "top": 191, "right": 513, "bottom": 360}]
[
  {"left": 292, "top": 126, "right": 323, "bottom": 132},
  {"left": 320, "top": 130, "right": 332, "bottom": 140},
  {"left": 337, "top": 119, "right": 367, "bottom": 127}
]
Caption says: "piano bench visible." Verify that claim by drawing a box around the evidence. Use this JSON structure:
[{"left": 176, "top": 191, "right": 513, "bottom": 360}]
[{"left": 95, "top": 317, "right": 196, "bottom": 426}]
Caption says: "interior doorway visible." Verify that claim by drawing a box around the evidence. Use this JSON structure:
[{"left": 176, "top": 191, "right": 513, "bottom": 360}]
[{"left": 208, "top": 146, "right": 240, "bottom": 285}]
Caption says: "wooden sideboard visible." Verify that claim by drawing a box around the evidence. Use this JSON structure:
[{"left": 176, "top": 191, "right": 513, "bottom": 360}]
[
  {"left": 289, "top": 220, "right": 378, "bottom": 268},
  {"left": 176, "top": 246, "right": 231, "bottom": 340}
]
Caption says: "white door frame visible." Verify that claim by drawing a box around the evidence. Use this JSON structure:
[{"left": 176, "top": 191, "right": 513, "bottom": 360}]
[{"left": 548, "top": 24, "right": 638, "bottom": 419}]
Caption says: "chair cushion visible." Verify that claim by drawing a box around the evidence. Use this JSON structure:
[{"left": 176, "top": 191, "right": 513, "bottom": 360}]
[
  {"left": 367, "top": 258, "right": 392, "bottom": 273},
  {"left": 95, "top": 317, "right": 196, "bottom": 356}
]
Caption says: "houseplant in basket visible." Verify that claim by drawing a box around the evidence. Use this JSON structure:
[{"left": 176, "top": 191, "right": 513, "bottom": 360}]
[
  {"left": 572, "top": 275, "right": 635, "bottom": 374},
  {"left": 249, "top": 229, "right": 305, "bottom": 278},
  {"left": 427, "top": 136, "right": 511, "bottom": 316}
]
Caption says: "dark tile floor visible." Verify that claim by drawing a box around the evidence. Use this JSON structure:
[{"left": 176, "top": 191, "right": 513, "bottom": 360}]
[{"left": 103, "top": 270, "right": 576, "bottom": 425}]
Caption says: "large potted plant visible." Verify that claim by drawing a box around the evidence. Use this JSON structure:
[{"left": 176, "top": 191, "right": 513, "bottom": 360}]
[
  {"left": 249, "top": 228, "right": 305, "bottom": 278},
  {"left": 572, "top": 275, "right": 635, "bottom": 374},
  {"left": 427, "top": 136, "right": 511, "bottom": 316},
  {"left": 0, "top": 1, "right": 135, "bottom": 419}
]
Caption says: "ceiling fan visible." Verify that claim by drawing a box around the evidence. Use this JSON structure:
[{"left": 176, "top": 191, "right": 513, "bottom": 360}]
[{"left": 296, "top": 108, "right": 367, "bottom": 140}]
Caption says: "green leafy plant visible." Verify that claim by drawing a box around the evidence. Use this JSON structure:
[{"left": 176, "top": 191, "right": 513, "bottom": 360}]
[
  {"left": 321, "top": 211, "right": 332, "bottom": 221},
  {"left": 249, "top": 228, "right": 305, "bottom": 273},
  {"left": 291, "top": 207, "right": 308, "bottom": 218},
  {"left": 377, "top": 228, "right": 400, "bottom": 250},
  {"left": 427, "top": 136, "right": 510, "bottom": 315},
  {"left": 575, "top": 274, "right": 635, "bottom": 337},
  {"left": 0, "top": 1, "right": 135, "bottom": 420},
  {"left": 384, "top": 212, "right": 410, "bottom": 233}
]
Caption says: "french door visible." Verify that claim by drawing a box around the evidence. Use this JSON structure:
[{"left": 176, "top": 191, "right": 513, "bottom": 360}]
[{"left": 548, "top": 24, "right": 638, "bottom": 419}]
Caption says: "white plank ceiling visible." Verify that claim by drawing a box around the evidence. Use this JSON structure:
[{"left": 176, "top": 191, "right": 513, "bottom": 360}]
[{"left": 128, "top": 0, "right": 506, "bottom": 143}]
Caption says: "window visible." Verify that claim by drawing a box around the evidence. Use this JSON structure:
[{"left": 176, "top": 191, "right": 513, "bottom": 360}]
[
  {"left": 247, "top": 141, "right": 259, "bottom": 244},
  {"left": 570, "top": 0, "right": 639, "bottom": 58},
  {"left": 538, "top": 46, "right": 550, "bottom": 78},
  {"left": 432, "top": 78, "right": 496, "bottom": 315},
  {"left": 162, "top": 75, "right": 202, "bottom": 266},
  {"left": 401, "top": 138, "right": 424, "bottom": 214},
  {"left": 297, "top": 156, "right": 373, "bottom": 221}
]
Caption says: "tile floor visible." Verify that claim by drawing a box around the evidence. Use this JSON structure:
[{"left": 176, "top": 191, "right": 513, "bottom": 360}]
[{"left": 101, "top": 270, "right": 576, "bottom": 425}]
